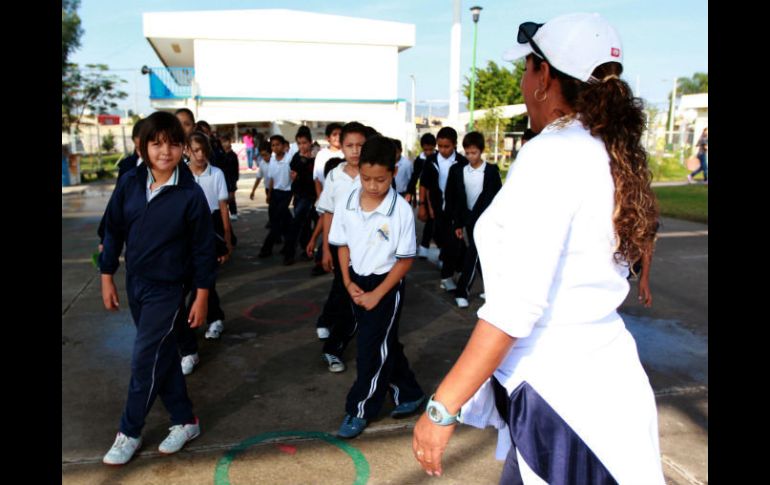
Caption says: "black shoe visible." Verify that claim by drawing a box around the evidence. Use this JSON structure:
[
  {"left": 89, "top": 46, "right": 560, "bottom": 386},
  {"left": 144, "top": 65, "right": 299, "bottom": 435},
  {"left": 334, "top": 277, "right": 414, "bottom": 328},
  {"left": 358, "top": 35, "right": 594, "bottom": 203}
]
[
  {"left": 298, "top": 253, "right": 313, "bottom": 262},
  {"left": 258, "top": 249, "right": 271, "bottom": 258},
  {"left": 283, "top": 255, "right": 295, "bottom": 266}
]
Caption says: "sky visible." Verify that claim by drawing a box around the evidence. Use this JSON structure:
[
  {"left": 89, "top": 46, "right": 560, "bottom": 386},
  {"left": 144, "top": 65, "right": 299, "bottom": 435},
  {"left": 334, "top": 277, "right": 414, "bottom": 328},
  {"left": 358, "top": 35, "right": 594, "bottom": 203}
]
[{"left": 69, "top": 0, "right": 707, "bottom": 118}]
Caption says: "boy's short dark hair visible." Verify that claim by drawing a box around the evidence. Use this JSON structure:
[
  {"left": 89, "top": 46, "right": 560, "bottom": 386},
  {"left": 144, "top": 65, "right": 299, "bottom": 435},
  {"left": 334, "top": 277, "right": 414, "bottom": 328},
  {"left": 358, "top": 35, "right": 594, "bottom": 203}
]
[
  {"left": 360, "top": 136, "right": 397, "bottom": 172},
  {"left": 340, "top": 121, "right": 367, "bottom": 144},
  {"left": 436, "top": 127, "right": 458, "bottom": 144},
  {"left": 269, "top": 134, "right": 287, "bottom": 145},
  {"left": 139, "top": 111, "right": 186, "bottom": 167},
  {"left": 363, "top": 125, "right": 380, "bottom": 139},
  {"left": 131, "top": 118, "right": 146, "bottom": 139},
  {"left": 324, "top": 157, "right": 345, "bottom": 177},
  {"left": 392, "top": 138, "right": 403, "bottom": 151},
  {"left": 188, "top": 131, "right": 213, "bottom": 160},
  {"left": 420, "top": 133, "right": 436, "bottom": 147},
  {"left": 462, "top": 131, "right": 485, "bottom": 152},
  {"left": 296, "top": 125, "right": 312, "bottom": 142},
  {"left": 174, "top": 108, "right": 195, "bottom": 123},
  {"left": 219, "top": 132, "right": 232, "bottom": 142},
  {"left": 258, "top": 140, "right": 271, "bottom": 153},
  {"left": 325, "top": 122, "right": 343, "bottom": 138}
]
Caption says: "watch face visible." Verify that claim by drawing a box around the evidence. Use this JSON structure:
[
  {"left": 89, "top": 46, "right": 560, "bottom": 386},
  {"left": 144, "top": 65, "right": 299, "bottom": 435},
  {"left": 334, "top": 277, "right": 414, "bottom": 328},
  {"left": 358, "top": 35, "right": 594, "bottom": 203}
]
[{"left": 428, "top": 405, "right": 441, "bottom": 422}]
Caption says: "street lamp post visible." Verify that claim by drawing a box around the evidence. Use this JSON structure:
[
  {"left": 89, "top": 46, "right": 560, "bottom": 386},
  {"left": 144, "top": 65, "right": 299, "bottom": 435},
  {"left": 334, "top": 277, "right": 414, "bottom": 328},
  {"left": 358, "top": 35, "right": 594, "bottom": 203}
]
[
  {"left": 667, "top": 77, "right": 677, "bottom": 145},
  {"left": 468, "top": 6, "right": 483, "bottom": 131},
  {"left": 410, "top": 74, "right": 416, "bottom": 124}
]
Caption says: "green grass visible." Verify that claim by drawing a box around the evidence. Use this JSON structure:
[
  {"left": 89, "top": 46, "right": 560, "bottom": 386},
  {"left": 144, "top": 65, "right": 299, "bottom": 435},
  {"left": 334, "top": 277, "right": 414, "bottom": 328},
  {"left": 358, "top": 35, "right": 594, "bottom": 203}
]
[
  {"left": 653, "top": 184, "right": 708, "bottom": 224},
  {"left": 648, "top": 153, "right": 690, "bottom": 182},
  {"left": 78, "top": 153, "right": 122, "bottom": 182}
]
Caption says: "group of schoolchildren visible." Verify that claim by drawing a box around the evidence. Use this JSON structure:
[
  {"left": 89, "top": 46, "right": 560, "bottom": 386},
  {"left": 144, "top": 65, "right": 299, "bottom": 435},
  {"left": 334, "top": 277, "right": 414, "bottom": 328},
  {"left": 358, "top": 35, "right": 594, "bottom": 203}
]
[{"left": 96, "top": 112, "right": 506, "bottom": 465}]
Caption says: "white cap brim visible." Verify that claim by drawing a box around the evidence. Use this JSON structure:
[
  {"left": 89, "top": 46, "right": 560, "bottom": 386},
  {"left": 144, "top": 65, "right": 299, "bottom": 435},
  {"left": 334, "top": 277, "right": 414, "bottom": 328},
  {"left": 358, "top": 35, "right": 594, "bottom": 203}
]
[{"left": 502, "top": 43, "right": 533, "bottom": 62}]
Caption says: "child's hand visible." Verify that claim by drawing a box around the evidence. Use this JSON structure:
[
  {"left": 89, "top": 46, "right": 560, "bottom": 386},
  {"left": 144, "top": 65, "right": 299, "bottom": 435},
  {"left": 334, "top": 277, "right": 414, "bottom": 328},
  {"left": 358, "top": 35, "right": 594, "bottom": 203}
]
[
  {"left": 405, "top": 193, "right": 413, "bottom": 203},
  {"left": 305, "top": 240, "right": 315, "bottom": 258},
  {"left": 249, "top": 191, "right": 255, "bottom": 200},
  {"left": 354, "top": 291, "right": 381, "bottom": 311},
  {"left": 188, "top": 296, "right": 208, "bottom": 328},
  {"left": 346, "top": 282, "right": 364, "bottom": 299},
  {"left": 322, "top": 247, "right": 334, "bottom": 272},
  {"left": 454, "top": 228, "right": 464, "bottom": 240},
  {"left": 101, "top": 275, "right": 120, "bottom": 311},
  {"left": 417, "top": 205, "right": 427, "bottom": 222}
]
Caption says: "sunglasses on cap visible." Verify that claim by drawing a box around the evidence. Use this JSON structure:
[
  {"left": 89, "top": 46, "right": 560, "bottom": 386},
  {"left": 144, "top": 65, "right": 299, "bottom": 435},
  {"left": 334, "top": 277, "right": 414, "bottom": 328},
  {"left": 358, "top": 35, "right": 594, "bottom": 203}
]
[{"left": 517, "top": 22, "right": 552, "bottom": 66}]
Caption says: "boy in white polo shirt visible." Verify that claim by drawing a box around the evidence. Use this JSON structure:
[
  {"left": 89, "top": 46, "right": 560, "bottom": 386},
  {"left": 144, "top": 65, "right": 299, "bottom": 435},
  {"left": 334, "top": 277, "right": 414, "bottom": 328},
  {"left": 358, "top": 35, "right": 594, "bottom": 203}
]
[{"left": 328, "top": 136, "right": 425, "bottom": 439}]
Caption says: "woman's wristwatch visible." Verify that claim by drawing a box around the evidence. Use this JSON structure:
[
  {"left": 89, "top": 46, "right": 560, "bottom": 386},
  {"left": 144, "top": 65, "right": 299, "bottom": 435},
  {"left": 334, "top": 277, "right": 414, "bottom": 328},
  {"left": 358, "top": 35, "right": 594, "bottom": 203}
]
[{"left": 426, "top": 394, "right": 461, "bottom": 425}]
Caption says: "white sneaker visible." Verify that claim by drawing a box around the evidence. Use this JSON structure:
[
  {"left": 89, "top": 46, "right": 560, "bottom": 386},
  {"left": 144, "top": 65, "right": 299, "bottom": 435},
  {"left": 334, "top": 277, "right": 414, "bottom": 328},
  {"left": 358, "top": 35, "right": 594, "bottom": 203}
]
[
  {"left": 323, "top": 353, "right": 346, "bottom": 373},
  {"left": 317, "top": 327, "right": 330, "bottom": 340},
  {"left": 181, "top": 353, "right": 200, "bottom": 376},
  {"left": 205, "top": 320, "right": 224, "bottom": 340},
  {"left": 158, "top": 419, "right": 200, "bottom": 454},
  {"left": 480, "top": 293, "right": 486, "bottom": 300},
  {"left": 417, "top": 246, "right": 429, "bottom": 259},
  {"left": 229, "top": 213, "right": 238, "bottom": 221},
  {"left": 455, "top": 297, "right": 469, "bottom": 308},
  {"left": 440, "top": 278, "right": 457, "bottom": 291},
  {"left": 103, "top": 432, "right": 142, "bottom": 465}
]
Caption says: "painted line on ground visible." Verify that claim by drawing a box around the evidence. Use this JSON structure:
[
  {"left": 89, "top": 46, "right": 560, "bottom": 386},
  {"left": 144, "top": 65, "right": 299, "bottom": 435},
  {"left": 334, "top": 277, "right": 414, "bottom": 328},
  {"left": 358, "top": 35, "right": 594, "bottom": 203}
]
[{"left": 214, "top": 431, "right": 369, "bottom": 485}]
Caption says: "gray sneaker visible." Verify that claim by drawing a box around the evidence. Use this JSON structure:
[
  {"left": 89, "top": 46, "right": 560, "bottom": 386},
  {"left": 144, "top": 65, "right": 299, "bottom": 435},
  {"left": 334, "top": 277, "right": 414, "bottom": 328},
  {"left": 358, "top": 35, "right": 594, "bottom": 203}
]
[
  {"left": 181, "top": 353, "right": 200, "bottom": 375},
  {"left": 205, "top": 320, "right": 224, "bottom": 340},
  {"left": 103, "top": 432, "right": 142, "bottom": 465},
  {"left": 323, "top": 353, "right": 346, "bottom": 373},
  {"left": 158, "top": 419, "right": 200, "bottom": 454}
]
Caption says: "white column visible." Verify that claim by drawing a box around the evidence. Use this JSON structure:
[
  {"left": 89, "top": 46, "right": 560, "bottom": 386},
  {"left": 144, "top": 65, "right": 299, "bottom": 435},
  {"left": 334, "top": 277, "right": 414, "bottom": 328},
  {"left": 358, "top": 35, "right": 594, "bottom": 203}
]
[{"left": 448, "top": 0, "right": 462, "bottom": 128}]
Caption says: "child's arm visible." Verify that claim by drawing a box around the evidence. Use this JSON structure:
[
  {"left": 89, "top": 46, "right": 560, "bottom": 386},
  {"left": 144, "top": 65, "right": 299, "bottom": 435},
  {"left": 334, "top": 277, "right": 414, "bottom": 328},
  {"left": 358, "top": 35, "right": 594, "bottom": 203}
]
[
  {"left": 315, "top": 179, "right": 323, "bottom": 200},
  {"left": 187, "top": 190, "right": 218, "bottom": 327},
  {"left": 266, "top": 178, "right": 274, "bottom": 203},
  {"left": 250, "top": 176, "right": 262, "bottom": 199},
  {"left": 321, "top": 212, "right": 334, "bottom": 271},
  {"left": 218, "top": 199, "right": 233, "bottom": 263},
  {"left": 188, "top": 288, "right": 210, "bottom": 328},
  {"left": 353, "top": 258, "right": 413, "bottom": 311},
  {"left": 339, "top": 245, "right": 364, "bottom": 300},
  {"left": 101, "top": 274, "right": 120, "bottom": 310},
  {"left": 306, "top": 213, "right": 324, "bottom": 258}
]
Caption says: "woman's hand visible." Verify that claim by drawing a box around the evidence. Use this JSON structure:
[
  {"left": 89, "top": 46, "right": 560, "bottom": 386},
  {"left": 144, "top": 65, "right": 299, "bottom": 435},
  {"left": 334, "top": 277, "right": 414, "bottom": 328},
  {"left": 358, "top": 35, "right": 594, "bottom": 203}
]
[{"left": 412, "top": 413, "right": 456, "bottom": 477}]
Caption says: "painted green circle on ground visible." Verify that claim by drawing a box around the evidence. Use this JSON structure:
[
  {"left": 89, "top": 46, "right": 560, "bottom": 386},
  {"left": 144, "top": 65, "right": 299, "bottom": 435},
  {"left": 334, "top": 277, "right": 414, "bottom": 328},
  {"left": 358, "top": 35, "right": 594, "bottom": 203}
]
[{"left": 214, "top": 431, "right": 370, "bottom": 485}]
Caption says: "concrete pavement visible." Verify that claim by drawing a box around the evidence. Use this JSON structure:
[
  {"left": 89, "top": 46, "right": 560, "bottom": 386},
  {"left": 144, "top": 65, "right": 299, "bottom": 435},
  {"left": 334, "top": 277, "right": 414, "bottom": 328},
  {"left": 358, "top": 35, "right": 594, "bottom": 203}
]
[{"left": 62, "top": 172, "right": 707, "bottom": 484}]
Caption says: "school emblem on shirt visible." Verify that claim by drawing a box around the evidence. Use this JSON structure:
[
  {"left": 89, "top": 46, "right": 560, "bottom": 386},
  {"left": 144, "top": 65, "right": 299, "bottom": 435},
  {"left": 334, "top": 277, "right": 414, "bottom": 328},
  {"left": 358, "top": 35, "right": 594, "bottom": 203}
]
[{"left": 377, "top": 223, "right": 390, "bottom": 242}]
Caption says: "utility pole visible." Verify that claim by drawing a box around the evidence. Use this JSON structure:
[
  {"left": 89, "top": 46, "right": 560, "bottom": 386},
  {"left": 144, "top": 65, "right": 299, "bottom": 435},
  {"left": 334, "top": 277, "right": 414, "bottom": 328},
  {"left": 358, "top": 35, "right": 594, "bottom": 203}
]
[
  {"left": 667, "top": 77, "right": 677, "bottom": 145},
  {"left": 468, "top": 6, "right": 483, "bottom": 131}
]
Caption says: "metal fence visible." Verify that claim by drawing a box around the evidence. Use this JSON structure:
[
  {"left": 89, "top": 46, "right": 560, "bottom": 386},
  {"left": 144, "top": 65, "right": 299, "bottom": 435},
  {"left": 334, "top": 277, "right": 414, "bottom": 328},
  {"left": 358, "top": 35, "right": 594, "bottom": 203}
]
[
  {"left": 475, "top": 127, "right": 699, "bottom": 168},
  {"left": 149, "top": 67, "right": 195, "bottom": 99}
]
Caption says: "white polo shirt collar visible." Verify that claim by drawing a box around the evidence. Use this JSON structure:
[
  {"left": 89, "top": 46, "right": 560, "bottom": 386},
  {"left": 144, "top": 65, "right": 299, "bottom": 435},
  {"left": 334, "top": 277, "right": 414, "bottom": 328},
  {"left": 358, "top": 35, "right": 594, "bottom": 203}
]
[
  {"left": 346, "top": 186, "right": 398, "bottom": 217},
  {"left": 146, "top": 165, "right": 179, "bottom": 202}
]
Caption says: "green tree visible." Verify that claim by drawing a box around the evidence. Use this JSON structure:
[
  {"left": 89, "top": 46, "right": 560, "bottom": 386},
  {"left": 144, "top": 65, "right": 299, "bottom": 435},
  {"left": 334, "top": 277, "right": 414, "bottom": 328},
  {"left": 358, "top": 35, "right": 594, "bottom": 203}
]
[
  {"left": 62, "top": 0, "right": 83, "bottom": 78},
  {"left": 462, "top": 60, "right": 525, "bottom": 110},
  {"left": 62, "top": 63, "right": 128, "bottom": 132},
  {"left": 675, "top": 72, "right": 708, "bottom": 95},
  {"left": 101, "top": 132, "right": 116, "bottom": 153}
]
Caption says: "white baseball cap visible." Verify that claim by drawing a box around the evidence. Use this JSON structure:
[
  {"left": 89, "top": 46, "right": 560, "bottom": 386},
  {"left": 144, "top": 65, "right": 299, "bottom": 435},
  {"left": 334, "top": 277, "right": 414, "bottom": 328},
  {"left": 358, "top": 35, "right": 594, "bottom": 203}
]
[{"left": 502, "top": 13, "right": 623, "bottom": 83}]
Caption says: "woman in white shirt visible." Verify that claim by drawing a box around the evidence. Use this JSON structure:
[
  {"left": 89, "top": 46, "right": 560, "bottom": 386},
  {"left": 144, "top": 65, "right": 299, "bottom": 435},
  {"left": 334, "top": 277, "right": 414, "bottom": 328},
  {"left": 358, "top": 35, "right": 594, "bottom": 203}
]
[{"left": 412, "top": 13, "right": 663, "bottom": 484}]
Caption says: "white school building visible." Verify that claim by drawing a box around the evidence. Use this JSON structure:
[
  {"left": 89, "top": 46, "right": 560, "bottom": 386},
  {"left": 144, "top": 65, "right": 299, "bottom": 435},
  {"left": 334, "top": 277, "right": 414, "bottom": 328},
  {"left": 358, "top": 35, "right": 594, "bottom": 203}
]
[{"left": 143, "top": 9, "right": 416, "bottom": 145}]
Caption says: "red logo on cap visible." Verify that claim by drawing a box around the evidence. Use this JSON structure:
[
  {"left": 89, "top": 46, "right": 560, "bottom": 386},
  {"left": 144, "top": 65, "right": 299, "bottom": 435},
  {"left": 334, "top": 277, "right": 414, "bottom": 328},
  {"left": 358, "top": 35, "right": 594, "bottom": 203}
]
[{"left": 611, "top": 48, "right": 620, "bottom": 57}]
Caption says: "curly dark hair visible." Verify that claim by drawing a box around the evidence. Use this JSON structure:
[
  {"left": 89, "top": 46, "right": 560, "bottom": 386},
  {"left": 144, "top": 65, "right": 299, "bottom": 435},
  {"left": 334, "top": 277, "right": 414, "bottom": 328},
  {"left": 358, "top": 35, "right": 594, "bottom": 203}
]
[{"left": 533, "top": 56, "right": 659, "bottom": 265}]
